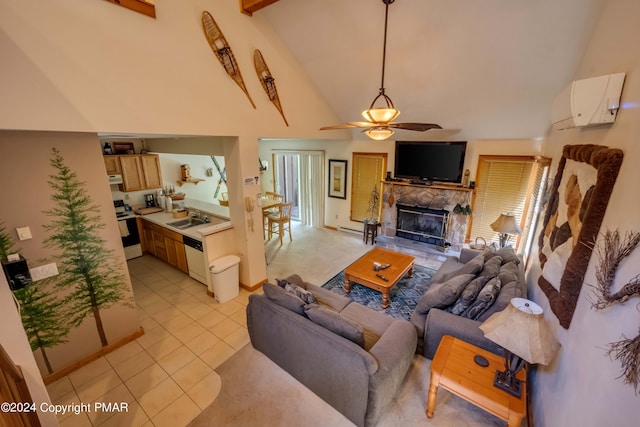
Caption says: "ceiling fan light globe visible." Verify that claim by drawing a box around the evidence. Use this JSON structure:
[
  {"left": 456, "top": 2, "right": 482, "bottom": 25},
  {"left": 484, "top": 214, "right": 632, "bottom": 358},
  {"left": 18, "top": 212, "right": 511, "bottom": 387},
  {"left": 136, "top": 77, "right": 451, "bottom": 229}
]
[
  {"left": 365, "top": 127, "right": 394, "bottom": 140},
  {"left": 362, "top": 108, "right": 400, "bottom": 123}
]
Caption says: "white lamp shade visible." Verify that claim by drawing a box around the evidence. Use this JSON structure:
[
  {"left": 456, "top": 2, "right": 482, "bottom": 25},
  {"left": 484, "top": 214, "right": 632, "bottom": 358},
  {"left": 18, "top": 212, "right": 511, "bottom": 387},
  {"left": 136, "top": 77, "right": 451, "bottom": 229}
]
[
  {"left": 480, "top": 298, "right": 560, "bottom": 365},
  {"left": 362, "top": 107, "right": 400, "bottom": 123},
  {"left": 364, "top": 127, "right": 394, "bottom": 141}
]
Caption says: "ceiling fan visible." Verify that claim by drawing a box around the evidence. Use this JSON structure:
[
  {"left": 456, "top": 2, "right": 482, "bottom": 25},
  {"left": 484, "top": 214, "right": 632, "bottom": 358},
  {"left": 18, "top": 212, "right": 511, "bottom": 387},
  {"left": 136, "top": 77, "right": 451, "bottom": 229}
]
[{"left": 321, "top": 0, "right": 442, "bottom": 141}]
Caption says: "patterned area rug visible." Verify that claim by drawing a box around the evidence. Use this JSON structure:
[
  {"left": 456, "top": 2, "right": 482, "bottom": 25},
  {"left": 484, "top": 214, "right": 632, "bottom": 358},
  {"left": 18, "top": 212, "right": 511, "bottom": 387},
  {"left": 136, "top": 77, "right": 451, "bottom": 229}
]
[{"left": 321, "top": 264, "right": 436, "bottom": 321}]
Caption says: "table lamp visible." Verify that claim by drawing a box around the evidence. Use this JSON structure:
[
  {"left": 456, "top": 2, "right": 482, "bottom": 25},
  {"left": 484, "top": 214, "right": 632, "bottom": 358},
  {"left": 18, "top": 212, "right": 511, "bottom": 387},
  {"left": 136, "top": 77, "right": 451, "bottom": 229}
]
[
  {"left": 479, "top": 298, "right": 560, "bottom": 398},
  {"left": 490, "top": 213, "right": 522, "bottom": 248}
]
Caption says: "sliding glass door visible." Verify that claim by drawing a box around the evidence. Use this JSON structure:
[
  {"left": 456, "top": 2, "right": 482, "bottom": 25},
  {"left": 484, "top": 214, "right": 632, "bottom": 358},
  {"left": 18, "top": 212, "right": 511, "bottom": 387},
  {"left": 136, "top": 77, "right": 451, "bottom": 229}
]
[{"left": 273, "top": 150, "right": 325, "bottom": 227}]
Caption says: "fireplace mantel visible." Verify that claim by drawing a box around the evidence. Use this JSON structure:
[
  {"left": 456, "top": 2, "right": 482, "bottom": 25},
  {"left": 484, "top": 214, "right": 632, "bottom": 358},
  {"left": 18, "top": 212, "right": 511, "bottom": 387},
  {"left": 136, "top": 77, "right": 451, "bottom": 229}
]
[
  {"left": 382, "top": 180, "right": 473, "bottom": 193},
  {"left": 381, "top": 182, "right": 473, "bottom": 251}
]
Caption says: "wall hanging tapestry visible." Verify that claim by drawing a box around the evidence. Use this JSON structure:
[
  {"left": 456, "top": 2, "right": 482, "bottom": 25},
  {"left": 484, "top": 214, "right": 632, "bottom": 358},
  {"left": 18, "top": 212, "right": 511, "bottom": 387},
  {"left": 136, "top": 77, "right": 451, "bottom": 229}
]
[{"left": 537, "top": 144, "right": 623, "bottom": 328}]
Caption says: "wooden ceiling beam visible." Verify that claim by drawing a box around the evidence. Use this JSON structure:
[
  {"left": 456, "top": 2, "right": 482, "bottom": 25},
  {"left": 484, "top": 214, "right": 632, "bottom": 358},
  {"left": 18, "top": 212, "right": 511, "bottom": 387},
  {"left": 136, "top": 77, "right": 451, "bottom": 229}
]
[{"left": 240, "top": 0, "right": 280, "bottom": 16}]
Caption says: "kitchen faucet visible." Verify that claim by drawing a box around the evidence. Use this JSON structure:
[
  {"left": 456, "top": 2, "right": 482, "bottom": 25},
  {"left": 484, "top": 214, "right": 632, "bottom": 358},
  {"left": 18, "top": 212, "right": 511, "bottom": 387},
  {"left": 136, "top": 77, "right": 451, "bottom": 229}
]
[{"left": 188, "top": 208, "right": 209, "bottom": 223}]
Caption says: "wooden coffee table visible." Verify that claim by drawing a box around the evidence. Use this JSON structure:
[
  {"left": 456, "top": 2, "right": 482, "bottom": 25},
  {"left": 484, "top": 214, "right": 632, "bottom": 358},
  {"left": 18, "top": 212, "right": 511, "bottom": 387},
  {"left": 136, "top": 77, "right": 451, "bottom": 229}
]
[
  {"left": 427, "top": 335, "right": 526, "bottom": 427},
  {"left": 343, "top": 247, "right": 415, "bottom": 309}
]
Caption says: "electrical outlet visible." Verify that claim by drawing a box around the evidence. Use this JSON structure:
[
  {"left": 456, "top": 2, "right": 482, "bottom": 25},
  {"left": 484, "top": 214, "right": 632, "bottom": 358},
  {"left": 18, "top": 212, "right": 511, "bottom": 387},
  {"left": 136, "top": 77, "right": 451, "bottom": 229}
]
[
  {"left": 29, "top": 262, "right": 59, "bottom": 281},
  {"left": 16, "top": 226, "right": 32, "bottom": 241}
]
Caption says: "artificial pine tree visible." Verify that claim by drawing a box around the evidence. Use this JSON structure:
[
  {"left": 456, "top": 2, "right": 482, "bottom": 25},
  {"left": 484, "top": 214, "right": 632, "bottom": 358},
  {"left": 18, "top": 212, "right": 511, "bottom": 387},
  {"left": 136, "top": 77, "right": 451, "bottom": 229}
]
[
  {"left": 0, "top": 221, "right": 17, "bottom": 260},
  {"left": 13, "top": 277, "right": 70, "bottom": 374},
  {"left": 43, "top": 148, "right": 132, "bottom": 347},
  {"left": 1, "top": 221, "right": 67, "bottom": 374}
]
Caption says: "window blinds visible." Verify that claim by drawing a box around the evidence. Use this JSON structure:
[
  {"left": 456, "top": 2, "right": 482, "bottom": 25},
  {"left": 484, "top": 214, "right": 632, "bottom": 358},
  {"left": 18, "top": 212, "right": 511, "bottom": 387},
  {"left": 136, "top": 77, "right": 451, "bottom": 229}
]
[{"left": 351, "top": 153, "right": 386, "bottom": 222}]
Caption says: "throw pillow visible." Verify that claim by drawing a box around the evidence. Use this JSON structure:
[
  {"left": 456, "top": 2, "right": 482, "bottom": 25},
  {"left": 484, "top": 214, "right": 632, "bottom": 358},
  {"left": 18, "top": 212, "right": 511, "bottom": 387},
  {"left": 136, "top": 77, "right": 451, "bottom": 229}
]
[
  {"left": 497, "top": 262, "right": 519, "bottom": 287},
  {"left": 449, "top": 275, "right": 491, "bottom": 315},
  {"left": 478, "top": 255, "right": 503, "bottom": 279},
  {"left": 415, "top": 273, "right": 476, "bottom": 315},
  {"left": 263, "top": 282, "right": 306, "bottom": 315},
  {"left": 462, "top": 277, "right": 502, "bottom": 320},
  {"left": 305, "top": 304, "right": 365, "bottom": 347},
  {"left": 485, "top": 246, "right": 520, "bottom": 265},
  {"left": 434, "top": 253, "right": 485, "bottom": 284},
  {"left": 276, "top": 278, "right": 317, "bottom": 305},
  {"left": 476, "top": 280, "right": 522, "bottom": 322}
]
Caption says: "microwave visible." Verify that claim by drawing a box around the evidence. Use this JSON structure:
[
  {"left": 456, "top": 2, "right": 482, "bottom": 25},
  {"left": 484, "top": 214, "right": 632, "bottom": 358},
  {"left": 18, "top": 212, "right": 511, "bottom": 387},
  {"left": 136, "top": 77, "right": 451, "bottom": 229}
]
[{"left": 108, "top": 174, "right": 123, "bottom": 185}]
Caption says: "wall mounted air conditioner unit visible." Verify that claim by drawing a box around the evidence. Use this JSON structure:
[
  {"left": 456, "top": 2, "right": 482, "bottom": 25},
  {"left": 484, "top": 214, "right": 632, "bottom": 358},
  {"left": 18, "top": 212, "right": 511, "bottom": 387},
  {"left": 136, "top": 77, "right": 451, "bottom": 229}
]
[{"left": 551, "top": 73, "right": 625, "bottom": 130}]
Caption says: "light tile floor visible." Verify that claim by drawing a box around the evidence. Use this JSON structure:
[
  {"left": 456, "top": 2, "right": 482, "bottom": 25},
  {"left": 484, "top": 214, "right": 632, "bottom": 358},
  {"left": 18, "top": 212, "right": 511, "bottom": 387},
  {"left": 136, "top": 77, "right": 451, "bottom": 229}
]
[
  {"left": 46, "top": 222, "right": 447, "bottom": 426},
  {"left": 46, "top": 254, "right": 253, "bottom": 427}
]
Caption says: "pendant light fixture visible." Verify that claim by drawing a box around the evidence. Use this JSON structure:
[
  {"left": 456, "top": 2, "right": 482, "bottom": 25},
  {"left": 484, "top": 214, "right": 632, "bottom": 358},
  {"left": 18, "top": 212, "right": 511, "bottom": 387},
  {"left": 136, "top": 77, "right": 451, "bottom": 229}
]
[{"left": 320, "top": 0, "right": 442, "bottom": 140}]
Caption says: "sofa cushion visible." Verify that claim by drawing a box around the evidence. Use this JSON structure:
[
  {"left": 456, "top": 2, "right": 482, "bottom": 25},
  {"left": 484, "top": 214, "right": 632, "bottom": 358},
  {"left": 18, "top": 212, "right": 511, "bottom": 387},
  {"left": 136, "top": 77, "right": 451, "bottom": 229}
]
[
  {"left": 276, "top": 278, "right": 318, "bottom": 305},
  {"left": 478, "top": 256, "right": 503, "bottom": 279},
  {"left": 462, "top": 277, "right": 502, "bottom": 320},
  {"left": 497, "top": 262, "right": 519, "bottom": 287},
  {"left": 262, "top": 282, "right": 306, "bottom": 315},
  {"left": 433, "top": 253, "right": 485, "bottom": 284},
  {"left": 485, "top": 246, "right": 520, "bottom": 265},
  {"left": 448, "top": 275, "right": 492, "bottom": 315},
  {"left": 341, "top": 302, "right": 394, "bottom": 350},
  {"left": 305, "top": 304, "right": 365, "bottom": 347},
  {"left": 476, "top": 280, "right": 522, "bottom": 322},
  {"left": 415, "top": 273, "right": 476, "bottom": 315}
]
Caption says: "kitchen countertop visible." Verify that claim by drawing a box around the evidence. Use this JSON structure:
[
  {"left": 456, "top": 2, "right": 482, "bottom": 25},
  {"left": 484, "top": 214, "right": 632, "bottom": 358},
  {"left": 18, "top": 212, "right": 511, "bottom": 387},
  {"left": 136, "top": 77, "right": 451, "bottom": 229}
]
[{"left": 137, "top": 211, "right": 232, "bottom": 241}]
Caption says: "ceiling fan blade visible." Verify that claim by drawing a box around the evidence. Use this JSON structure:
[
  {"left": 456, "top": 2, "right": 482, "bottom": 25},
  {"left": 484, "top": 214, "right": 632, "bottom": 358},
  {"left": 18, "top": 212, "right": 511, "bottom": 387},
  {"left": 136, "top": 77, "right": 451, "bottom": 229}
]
[
  {"left": 320, "top": 124, "right": 357, "bottom": 130},
  {"left": 346, "top": 121, "right": 378, "bottom": 128},
  {"left": 389, "top": 122, "right": 443, "bottom": 131}
]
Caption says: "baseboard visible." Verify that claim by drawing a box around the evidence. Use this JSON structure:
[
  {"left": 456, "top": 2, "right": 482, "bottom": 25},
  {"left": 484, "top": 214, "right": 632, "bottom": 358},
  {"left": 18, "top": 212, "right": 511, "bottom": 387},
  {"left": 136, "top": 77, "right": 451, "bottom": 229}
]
[
  {"left": 324, "top": 225, "right": 338, "bottom": 231},
  {"left": 43, "top": 327, "right": 145, "bottom": 385},
  {"left": 242, "top": 279, "right": 266, "bottom": 292},
  {"left": 337, "top": 225, "right": 363, "bottom": 235}
]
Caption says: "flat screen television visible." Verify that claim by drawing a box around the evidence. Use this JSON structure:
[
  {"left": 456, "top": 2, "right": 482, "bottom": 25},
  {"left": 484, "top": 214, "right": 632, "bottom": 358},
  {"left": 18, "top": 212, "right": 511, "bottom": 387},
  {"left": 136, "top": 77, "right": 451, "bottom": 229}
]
[{"left": 394, "top": 141, "right": 467, "bottom": 183}]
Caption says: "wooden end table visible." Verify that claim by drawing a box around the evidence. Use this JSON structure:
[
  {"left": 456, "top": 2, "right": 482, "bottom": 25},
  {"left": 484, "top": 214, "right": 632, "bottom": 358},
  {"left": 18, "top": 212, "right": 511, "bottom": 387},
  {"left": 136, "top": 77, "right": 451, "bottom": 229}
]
[
  {"left": 427, "top": 335, "right": 526, "bottom": 427},
  {"left": 343, "top": 247, "right": 414, "bottom": 309}
]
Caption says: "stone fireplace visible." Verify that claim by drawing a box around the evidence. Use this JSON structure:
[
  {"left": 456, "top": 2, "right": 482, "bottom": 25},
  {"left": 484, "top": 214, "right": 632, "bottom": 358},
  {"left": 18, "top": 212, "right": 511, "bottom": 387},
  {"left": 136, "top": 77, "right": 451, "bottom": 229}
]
[
  {"left": 396, "top": 205, "right": 449, "bottom": 246},
  {"left": 381, "top": 182, "right": 472, "bottom": 251}
]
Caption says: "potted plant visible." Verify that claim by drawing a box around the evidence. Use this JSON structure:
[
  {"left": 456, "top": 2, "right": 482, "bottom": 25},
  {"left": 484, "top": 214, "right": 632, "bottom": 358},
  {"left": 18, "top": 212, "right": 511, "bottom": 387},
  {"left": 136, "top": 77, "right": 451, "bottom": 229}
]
[
  {"left": 453, "top": 203, "right": 472, "bottom": 216},
  {"left": 365, "top": 185, "right": 381, "bottom": 224}
]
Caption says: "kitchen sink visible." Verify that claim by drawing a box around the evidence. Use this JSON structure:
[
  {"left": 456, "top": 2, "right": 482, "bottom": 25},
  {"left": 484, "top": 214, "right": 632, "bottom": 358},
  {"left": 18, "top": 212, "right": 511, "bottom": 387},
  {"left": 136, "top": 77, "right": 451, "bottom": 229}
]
[{"left": 167, "top": 217, "right": 206, "bottom": 229}]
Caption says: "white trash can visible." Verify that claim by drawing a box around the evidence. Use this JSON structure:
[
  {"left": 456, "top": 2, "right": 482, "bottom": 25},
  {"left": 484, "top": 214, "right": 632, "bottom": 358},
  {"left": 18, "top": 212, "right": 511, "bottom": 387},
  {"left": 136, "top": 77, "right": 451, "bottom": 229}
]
[{"left": 209, "top": 255, "right": 241, "bottom": 303}]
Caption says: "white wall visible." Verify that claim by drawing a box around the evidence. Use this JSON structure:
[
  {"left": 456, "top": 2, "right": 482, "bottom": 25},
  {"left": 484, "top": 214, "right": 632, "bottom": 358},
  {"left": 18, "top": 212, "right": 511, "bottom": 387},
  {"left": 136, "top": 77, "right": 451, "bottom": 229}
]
[
  {"left": 0, "top": 0, "right": 344, "bottom": 139},
  {"left": 529, "top": 1, "right": 640, "bottom": 425},
  {"left": 0, "top": 275, "right": 56, "bottom": 426}
]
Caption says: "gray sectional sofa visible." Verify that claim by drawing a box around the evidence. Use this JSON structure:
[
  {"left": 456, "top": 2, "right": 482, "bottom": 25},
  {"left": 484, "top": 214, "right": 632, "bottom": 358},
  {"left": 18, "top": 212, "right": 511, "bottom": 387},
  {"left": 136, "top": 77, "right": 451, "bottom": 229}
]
[
  {"left": 247, "top": 274, "right": 417, "bottom": 427},
  {"left": 410, "top": 247, "right": 527, "bottom": 358}
]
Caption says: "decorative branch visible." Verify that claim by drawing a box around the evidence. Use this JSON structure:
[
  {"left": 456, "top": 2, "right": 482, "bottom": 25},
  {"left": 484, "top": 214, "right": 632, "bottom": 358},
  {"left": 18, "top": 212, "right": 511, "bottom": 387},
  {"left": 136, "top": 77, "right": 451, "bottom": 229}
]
[
  {"left": 591, "top": 230, "right": 640, "bottom": 310},
  {"left": 607, "top": 328, "right": 640, "bottom": 394}
]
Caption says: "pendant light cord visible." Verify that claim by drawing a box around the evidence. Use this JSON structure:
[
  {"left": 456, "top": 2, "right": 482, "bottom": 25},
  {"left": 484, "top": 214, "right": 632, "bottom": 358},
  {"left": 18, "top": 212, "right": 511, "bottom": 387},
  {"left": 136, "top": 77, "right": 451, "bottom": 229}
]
[{"left": 379, "top": 0, "right": 392, "bottom": 94}]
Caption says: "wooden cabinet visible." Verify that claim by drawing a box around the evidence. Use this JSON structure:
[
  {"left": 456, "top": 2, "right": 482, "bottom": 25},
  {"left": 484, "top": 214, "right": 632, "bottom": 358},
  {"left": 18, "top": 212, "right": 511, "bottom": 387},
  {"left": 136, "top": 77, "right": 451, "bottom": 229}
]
[
  {"left": 120, "top": 155, "right": 146, "bottom": 191},
  {"left": 107, "top": 154, "right": 163, "bottom": 192},
  {"left": 141, "top": 155, "right": 163, "bottom": 189},
  {"left": 140, "top": 219, "right": 188, "bottom": 273},
  {"left": 163, "top": 228, "right": 188, "bottom": 274},
  {"left": 104, "top": 156, "right": 121, "bottom": 174}
]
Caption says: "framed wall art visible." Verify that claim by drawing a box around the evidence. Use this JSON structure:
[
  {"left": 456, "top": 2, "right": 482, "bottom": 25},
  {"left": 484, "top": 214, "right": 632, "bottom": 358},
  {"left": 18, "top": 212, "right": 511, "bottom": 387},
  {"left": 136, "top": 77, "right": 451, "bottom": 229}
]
[
  {"left": 537, "top": 144, "right": 623, "bottom": 328},
  {"left": 328, "top": 159, "right": 347, "bottom": 199}
]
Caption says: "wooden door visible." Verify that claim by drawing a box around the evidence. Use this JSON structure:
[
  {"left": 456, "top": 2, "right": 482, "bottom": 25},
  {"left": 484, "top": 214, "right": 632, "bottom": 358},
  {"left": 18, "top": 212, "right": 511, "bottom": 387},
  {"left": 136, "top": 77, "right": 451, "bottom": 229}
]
[
  {"left": 0, "top": 344, "right": 41, "bottom": 426},
  {"left": 119, "top": 156, "right": 145, "bottom": 191},
  {"left": 141, "top": 155, "right": 162, "bottom": 189}
]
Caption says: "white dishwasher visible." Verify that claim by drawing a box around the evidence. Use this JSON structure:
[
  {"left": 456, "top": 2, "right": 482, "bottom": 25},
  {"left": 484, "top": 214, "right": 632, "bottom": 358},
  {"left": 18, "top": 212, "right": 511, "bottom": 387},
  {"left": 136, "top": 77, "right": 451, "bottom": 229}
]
[{"left": 183, "top": 236, "right": 207, "bottom": 285}]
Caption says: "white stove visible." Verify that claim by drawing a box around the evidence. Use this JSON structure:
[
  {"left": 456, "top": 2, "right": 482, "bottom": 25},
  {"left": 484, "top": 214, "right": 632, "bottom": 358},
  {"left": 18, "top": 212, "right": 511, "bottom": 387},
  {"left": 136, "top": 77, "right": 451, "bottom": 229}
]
[{"left": 114, "top": 200, "right": 142, "bottom": 260}]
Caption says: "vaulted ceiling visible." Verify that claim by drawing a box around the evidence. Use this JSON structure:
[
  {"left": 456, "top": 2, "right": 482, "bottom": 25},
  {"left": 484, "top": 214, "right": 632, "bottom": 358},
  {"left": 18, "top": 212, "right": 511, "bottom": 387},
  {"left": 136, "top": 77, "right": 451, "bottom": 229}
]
[{"left": 260, "top": 0, "right": 604, "bottom": 141}]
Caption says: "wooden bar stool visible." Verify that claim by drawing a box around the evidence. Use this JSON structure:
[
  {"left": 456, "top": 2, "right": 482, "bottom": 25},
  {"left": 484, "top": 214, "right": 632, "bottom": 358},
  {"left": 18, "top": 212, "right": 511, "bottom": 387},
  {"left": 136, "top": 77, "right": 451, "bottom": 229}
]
[{"left": 363, "top": 220, "right": 380, "bottom": 245}]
